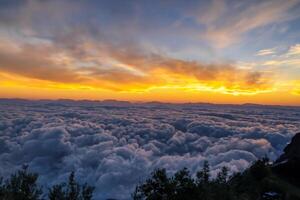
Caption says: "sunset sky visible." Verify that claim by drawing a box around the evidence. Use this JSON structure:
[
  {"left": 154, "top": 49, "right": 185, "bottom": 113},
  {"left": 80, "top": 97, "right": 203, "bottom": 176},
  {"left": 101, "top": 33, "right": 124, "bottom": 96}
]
[{"left": 0, "top": 0, "right": 300, "bottom": 105}]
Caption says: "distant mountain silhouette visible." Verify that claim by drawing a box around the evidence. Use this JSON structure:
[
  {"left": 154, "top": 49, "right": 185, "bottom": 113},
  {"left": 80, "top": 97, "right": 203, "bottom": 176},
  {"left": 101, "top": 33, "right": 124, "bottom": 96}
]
[{"left": 1, "top": 98, "right": 300, "bottom": 108}]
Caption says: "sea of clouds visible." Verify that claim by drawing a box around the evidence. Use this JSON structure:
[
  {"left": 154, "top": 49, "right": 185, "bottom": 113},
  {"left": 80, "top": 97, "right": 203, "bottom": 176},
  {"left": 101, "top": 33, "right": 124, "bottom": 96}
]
[{"left": 0, "top": 99, "right": 299, "bottom": 199}]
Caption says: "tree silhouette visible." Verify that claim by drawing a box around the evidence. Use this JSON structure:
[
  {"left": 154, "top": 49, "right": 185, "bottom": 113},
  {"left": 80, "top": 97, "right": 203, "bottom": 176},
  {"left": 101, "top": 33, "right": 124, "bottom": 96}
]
[
  {"left": 0, "top": 167, "right": 94, "bottom": 200},
  {"left": 133, "top": 168, "right": 173, "bottom": 200},
  {"left": 48, "top": 171, "right": 94, "bottom": 200},
  {"left": 0, "top": 165, "right": 42, "bottom": 200},
  {"left": 0, "top": 158, "right": 299, "bottom": 200},
  {"left": 196, "top": 160, "right": 210, "bottom": 185},
  {"left": 132, "top": 159, "right": 297, "bottom": 200}
]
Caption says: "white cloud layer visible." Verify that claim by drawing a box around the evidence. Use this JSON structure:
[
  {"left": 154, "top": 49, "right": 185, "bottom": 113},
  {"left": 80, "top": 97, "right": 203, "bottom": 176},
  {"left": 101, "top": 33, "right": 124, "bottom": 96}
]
[{"left": 0, "top": 100, "right": 299, "bottom": 199}]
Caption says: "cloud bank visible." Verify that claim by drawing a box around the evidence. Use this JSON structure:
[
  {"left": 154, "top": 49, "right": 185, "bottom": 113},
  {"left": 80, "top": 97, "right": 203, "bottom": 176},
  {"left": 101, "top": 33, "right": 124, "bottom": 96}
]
[{"left": 0, "top": 100, "right": 299, "bottom": 199}]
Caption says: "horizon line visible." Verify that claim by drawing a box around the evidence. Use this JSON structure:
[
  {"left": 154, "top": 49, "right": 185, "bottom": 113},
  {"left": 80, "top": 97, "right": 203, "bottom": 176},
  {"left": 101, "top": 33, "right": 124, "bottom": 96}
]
[{"left": 0, "top": 97, "right": 299, "bottom": 108}]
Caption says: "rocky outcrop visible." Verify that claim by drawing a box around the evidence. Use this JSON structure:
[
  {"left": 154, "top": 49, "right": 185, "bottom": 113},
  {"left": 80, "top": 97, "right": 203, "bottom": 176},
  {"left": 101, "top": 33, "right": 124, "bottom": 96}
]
[{"left": 273, "top": 132, "right": 300, "bottom": 187}]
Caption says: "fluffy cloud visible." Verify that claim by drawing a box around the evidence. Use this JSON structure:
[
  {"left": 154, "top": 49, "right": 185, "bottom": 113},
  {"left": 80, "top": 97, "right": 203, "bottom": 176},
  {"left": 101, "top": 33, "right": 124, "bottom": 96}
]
[{"left": 0, "top": 100, "right": 299, "bottom": 199}]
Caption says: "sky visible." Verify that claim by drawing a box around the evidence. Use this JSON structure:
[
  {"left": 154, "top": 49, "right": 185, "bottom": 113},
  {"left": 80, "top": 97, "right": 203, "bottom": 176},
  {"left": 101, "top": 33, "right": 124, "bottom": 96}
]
[{"left": 0, "top": 0, "right": 300, "bottom": 105}]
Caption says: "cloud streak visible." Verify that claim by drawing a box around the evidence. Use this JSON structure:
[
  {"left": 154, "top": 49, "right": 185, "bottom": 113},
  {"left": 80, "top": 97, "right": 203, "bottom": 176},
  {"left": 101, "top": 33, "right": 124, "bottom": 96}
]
[
  {"left": 256, "top": 48, "right": 277, "bottom": 56},
  {"left": 194, "top": 0, "right": 299, "bottom": 48},
  {"left": 0, "top": 34, "right": 272, "bottom": 94}
]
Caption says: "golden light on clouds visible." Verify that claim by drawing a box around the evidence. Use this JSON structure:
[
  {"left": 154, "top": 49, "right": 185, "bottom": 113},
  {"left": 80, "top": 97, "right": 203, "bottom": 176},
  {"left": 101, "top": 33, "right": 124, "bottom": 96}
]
[
  {"left": 0, "top": 0, "right": 299, "bottom": 105},
  {"left": 0, "top": 36, "right": 299, "bottom": 105},
  {"left": 291, "top": 81, "right": 300, "bottom": 96},
  {"left": 0, "top": 65, "right": 297, "bottom": 105},
  {"left": 0, "top": 36, "right": 276, "bottom": 101},
  {"left": 0, "top": 38, "right": 297, "bottom": 105}
]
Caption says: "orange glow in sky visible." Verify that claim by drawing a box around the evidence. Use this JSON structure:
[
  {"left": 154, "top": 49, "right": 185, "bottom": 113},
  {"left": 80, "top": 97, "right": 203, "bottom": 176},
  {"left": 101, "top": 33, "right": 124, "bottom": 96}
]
[{"left": 0, "top": 0, "right": 300, "bottom": 105}]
